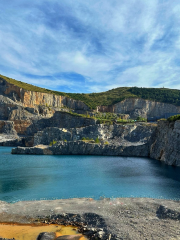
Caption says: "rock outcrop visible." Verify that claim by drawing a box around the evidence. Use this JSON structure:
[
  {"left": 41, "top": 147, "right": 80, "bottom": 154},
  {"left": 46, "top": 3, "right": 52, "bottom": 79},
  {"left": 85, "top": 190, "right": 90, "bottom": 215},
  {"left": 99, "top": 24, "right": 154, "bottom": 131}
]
[
  {"left": 12, "top": 140, "right": 150, "bottom": 157},
  {"left": 11, "top": 119, "right": 180, "bottom": 167},
  {"left": 0, "top": 121, "right": 17, "bottom": 135},
  {"left": 33, "top": 123, "right": 156, "bottom": 146},
  {"left": 27, "top": 111, "right": 96, "bottom": 136},
  {"left": 2, "top": 76, "right": 180, "bottom": 166},
  {"left": 97, "top": 98, "right": 180, "bottom": 119},
  {"left": 0, "top": 77, "right": 89, "bottom": 112},
  {"left": 150, "top": 120, "right": 180, "bottom": 166},
  {"left": 12, "top": 122, "right": 157, "bottom": 157}
]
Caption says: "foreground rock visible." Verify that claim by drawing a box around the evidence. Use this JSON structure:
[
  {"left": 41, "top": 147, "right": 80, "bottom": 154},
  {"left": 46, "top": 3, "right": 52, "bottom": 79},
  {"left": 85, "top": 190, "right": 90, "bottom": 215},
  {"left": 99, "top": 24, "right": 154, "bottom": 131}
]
[
  {"left": 0, "top": 198, "right": 180, "bottom": 240},
  {"left": 37, "top": 233, "right": 82, "bottom": 240}
]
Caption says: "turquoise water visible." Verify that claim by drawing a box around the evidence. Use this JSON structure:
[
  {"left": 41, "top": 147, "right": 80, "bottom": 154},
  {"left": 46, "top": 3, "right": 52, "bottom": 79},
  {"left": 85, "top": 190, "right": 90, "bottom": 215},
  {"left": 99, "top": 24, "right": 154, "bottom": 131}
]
[{"left": 0, "top": 147, "right": 180, "bottom": 202}]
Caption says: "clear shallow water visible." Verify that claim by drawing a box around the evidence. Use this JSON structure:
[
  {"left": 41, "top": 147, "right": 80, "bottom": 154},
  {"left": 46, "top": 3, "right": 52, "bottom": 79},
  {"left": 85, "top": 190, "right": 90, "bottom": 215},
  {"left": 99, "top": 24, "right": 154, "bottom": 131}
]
[{"left": 0, "top": 147, "right": 180, "bottom": 202}]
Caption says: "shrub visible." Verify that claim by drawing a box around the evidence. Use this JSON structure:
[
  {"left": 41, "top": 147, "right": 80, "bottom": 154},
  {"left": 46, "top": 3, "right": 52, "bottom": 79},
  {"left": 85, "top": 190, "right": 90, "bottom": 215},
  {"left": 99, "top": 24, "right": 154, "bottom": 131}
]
[
  {"left": 49, "top": 140, "right": 57, "bottom": 146},
  {"left": 64, "top": 139, "right": 67, "bottom": 142},
  {"left": 136, "top": 116, "right": 147, "bottom": 122},
  {"left": 81, "top": 137, "right": 94, "bottom": 142},
  {"left": 95, "top": 137, "right": 100, "bottom": 143},
  {"left": 167, "top": 114, "right": 180, "bottom": 122},
  {"left": 104, "top": 141, "right": 109, "bottom": 145}
]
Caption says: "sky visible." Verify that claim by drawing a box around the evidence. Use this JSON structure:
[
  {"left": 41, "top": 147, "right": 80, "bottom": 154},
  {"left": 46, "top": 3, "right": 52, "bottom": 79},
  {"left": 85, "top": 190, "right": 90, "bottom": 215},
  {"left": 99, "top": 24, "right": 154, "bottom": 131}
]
[{"left": 0, "top": 0, "right": 180, "bottom": 93}]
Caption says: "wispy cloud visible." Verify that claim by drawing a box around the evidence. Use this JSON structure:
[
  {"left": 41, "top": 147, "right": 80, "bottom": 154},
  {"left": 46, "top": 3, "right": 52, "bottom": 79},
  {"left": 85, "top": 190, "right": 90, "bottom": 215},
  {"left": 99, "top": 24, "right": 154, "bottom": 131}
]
[{"left": 0, "top": 0, "right": 180, "bottom": 92}]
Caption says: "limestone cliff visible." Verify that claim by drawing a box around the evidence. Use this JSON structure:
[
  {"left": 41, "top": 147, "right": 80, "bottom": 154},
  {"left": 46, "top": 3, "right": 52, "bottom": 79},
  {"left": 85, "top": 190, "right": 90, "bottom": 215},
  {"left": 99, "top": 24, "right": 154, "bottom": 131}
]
[
  {"left": 97, "top": 98, "right": 180, "bottom": 119},
  {"left": 33, "top": 123, "right": 156, "bottom": 147},
  {"left": 0, "top": 77, "right": 89, "bottom": 112},
  {"left": 11, "top": 119, "right": 180, "bottom": 167},
  {"left": 150, "top": 120, "right": 180, "bottom": 166},
  {"left": 13, "top": 122, "right": 157, "bottom": 158},
  {"left": 26, "top": 111, "right": 96, "bottom": 136},
  {"left": 1, "top": 76, "right": 180, "bottom": 121}
]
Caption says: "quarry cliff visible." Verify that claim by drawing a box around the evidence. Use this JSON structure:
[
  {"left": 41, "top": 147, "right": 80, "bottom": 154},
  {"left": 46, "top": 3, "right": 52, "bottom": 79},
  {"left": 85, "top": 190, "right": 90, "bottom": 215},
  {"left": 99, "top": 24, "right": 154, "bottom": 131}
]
[
  {"left": 11, "top": 120, "right": 180, "bottom": 167},
  {"left": 0, "top": 76, "right": 89, "bottom": 114},
  {"left": 1, "top": 74, "right": 180, "bottom": 120},
  {"left": 1, "top": 74, "right": 180, "bottom": 166}
]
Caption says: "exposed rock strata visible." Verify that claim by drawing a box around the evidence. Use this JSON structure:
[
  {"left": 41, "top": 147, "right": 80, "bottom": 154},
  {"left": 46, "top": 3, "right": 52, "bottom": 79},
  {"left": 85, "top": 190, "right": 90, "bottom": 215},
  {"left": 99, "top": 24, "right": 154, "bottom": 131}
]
[
  {"left": 12, "top": 139, "right": 151, "bottom": 157},
  {"left": 11, "top": 120, "right": 180, "bottom": 167},
  {"left": 0, "top": 121, "right": 17, "bottom": 135},
  {"left": 21, "top": 122, "right": 156, "bottom": 157},
  {"left": 0, "top": 134, "right": 34, "bottom": 147},
  {"left": 26, "top": 111, "right": 96, "bottom": 136},
  {"left": 1, "top": 77, "right": 180, "bottom": 120},
  {"left": 97, "top": 98, "right": 180, "bottom": 118},
  {"left": 0, "top": 111, "right": 96, "bottom": 145},
  {"left": 0, "top": 77, "right": 89, "bottom": 111},
  {"left": 33, "top": 123, "right": 156, "bottom": 146},
  {"left": 150, "top": 120, "right": 180, "bottom": 166}
]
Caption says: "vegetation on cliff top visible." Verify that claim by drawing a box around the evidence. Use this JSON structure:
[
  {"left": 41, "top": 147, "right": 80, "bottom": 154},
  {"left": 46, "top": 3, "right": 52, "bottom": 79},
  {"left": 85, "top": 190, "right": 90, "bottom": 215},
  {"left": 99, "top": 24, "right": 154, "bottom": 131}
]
[
  {"left": 0, "top": 74, "right": 68, "bottom": 97},
  {"left": 1, "top": 74, "right": 180, "bottom": 109},
  {"left": 167, "top": 114, "right": 180, "bottom": 122}
]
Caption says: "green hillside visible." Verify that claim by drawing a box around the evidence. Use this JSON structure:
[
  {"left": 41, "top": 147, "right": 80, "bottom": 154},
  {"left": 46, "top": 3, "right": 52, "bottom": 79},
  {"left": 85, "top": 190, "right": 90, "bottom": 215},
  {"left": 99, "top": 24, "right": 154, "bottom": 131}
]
[
  {"left": 0, "top": 74, "right": 68, "bottom": 97},
  {"left": 1, "top": 74, "right": 180, "bottom": 109}
]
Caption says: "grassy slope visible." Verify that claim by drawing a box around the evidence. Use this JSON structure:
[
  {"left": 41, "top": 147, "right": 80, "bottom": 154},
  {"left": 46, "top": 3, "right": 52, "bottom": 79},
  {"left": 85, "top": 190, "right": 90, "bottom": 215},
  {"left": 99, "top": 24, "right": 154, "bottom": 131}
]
[
  {"left": 0, "top": 74, "right": 68, "bottom": 97},
  {"left": 1, "top": 74, "right": 180, "bottom": 109}
]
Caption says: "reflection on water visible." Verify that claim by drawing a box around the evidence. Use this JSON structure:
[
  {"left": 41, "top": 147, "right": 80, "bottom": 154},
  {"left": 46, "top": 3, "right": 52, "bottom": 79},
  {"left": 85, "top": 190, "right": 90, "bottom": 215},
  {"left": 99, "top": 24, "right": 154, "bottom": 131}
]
[{"left": 0, "top": 147, "right": 180, "bottom": 202}]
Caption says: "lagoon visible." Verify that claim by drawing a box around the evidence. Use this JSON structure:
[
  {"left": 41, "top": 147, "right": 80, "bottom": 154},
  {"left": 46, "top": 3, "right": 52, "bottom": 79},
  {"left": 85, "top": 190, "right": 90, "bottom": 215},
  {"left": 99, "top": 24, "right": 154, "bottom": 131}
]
[{"left": 0, "top": 147, "right": 180, "bottom": 202}]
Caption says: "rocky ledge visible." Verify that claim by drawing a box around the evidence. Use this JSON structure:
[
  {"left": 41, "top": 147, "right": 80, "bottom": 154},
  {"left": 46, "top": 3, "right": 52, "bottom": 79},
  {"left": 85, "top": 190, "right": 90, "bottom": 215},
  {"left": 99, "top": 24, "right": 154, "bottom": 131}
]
[
  {"left": 11, "top": 120, "right": 180, "bottom": 167},
  {"left": 12, "top": 140, "right": 150, "bottom": 157}
]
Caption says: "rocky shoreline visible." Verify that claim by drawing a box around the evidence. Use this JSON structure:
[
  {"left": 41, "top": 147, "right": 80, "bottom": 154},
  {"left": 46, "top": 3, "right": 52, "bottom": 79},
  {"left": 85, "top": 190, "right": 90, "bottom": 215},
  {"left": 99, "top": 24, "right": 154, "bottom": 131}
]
[
  {"left": 10, "top": 120, "right": 180, "bottom": 167},
  {"left": 11, "top": 140, "right": 150, "bottom": 157},
  {"left": 0, "top": 198, "right": 180, "bottom": 240}
]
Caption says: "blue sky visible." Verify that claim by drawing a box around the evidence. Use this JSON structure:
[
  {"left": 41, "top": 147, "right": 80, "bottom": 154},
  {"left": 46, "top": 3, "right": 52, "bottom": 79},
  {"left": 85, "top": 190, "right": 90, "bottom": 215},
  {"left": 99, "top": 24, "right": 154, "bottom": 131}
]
[{"left": 0, "top": 0, "right": 180, "bottom": 93}]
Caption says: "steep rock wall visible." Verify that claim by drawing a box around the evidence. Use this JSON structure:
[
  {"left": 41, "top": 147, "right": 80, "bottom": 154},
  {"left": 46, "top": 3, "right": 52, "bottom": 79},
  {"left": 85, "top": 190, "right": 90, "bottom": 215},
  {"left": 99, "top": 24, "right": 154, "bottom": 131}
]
[
  {"left": 97, "top": 98, "right": 180, "bottom": 118},
  {"left": 0, "top": 77, "right": 89, "bottom": 111},
  {"left": 26, "top": 111, "right": 96, "bottom": 136},
  {"left": 150, "top": 120, "right": 180, "bottom": 166},
  {"left": 34, "top": 123, "right": 157, "bottom": 147},
  {"left": 0, "top": 121, "right": 17, "bottom": 135}
]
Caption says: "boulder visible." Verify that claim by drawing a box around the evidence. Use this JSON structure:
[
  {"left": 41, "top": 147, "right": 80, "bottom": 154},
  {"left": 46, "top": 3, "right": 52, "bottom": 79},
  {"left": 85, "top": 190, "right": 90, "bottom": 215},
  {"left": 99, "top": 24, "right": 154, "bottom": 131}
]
[{"left": 36, "top": 232, "right": 56, "bottom": 240}]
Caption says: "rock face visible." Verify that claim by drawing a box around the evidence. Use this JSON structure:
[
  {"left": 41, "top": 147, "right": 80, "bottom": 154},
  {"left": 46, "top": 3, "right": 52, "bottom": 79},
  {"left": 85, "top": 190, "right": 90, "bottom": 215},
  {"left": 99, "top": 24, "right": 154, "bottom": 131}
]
[
  {"left": 150, "top": 120, "right": 180, "bottom": 166},
  {"left": 0, "top": 121, "right": 17, "bottom": 135},
  {"left": 27, "top": 111, "right": 96, "bottom": 136},
  {"left": 12, "top": 119, "right": 180, "bottom": 167},
  {"left": 97, "top": 98, "right": 180, "bottom": 119},
  {"left": 12, "top": 140, "right": 150, "bottom": 157},
  {"left": 12, "top": 123, "right": 157, "bottom": 157},
  {"left": 2, "top": 77, "right": 180, "bottom": 166},
  {"left": 0, "top": 77, "right": 89, "bottom": 111},
  {"left": 0, "top": 110, "right": 96, "bottom": 146},
  {"left": 33, "top": 123, "right": 156, "bottom": 146}
]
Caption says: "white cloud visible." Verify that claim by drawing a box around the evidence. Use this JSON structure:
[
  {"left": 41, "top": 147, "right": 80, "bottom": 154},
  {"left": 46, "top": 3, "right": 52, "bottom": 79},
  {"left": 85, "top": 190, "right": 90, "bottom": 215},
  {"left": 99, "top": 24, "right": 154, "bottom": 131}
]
[{"left": 0, "top": 0, "right": 180, "bottom": 92}]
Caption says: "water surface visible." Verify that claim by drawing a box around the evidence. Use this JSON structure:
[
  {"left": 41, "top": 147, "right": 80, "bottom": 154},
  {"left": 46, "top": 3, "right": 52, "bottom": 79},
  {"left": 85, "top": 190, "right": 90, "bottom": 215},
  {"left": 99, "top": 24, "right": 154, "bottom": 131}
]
[{"left": 0, "top": 147, "right": 180, "bottom": 202}]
